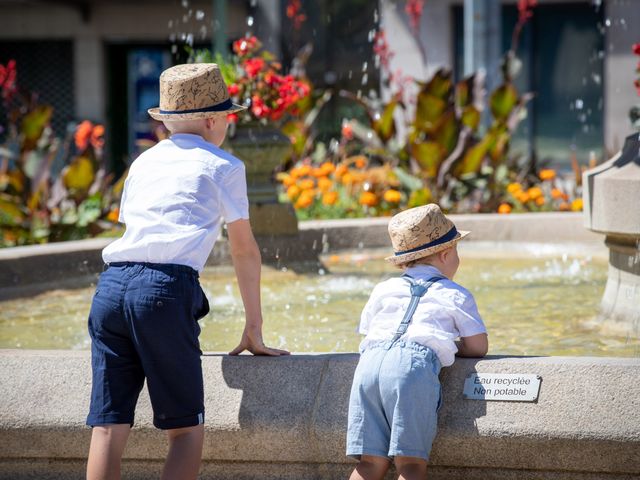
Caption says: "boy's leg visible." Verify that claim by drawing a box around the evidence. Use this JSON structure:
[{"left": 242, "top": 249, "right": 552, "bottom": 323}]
[
  {"left": 161, "top": 424, "right": 204, "bottom": 480},
  {"left": 349, "top": 455, "right": 390, "bottom": 480},
  {"left": 86, "top": 424, "right": 131, "bottom": 480},
  {"left": 394, "top": 456, "right": 427, "bottom": 480}
]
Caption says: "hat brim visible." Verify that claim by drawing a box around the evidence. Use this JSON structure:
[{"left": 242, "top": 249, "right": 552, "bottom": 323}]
[
  {"left": 148, "top": 103, "right": 246, "bottom": 121},
  {"left": 385, "top": 230, "right": 470, "bottom": 265}
]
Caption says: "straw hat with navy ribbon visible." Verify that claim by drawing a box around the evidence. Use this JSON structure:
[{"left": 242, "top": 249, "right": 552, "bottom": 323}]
[
  {"left": 148, "top": 63, "right": 246, "bottom": 121},
  {"left": 386, "top": 204, "right": 470, "bottom": 265}
]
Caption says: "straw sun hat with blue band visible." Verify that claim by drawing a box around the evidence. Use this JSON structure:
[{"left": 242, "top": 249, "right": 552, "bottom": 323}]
[
  {"left": 385, "top": 204, "right": 470, "bottom": 265},
  {"left": 148, "top": 63, "right": 246, "bottom": 121}
]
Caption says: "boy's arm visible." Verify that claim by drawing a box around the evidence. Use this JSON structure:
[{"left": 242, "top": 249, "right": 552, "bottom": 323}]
[
  {"left": 226, "top": 219, "right": 289, "bottom": 356},
  {"left": 455, "top": 333, "right": 488, "bottom": 357}
]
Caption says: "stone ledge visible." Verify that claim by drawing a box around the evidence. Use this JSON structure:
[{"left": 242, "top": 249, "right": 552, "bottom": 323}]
[{"left": 1, "top": 350, "right": 638, "bottom": 479}]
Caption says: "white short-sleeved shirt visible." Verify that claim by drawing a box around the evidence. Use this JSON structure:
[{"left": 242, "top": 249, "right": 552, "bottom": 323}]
[
  {"left": 358, "top": 264, "right": 487, "bottom": 367},
  {"left": 102, "top": 133, "right": 249, "bottom": 272}
]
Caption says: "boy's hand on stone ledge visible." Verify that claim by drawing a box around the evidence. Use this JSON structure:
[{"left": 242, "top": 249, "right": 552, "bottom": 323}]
[{"left": 229, "top": 327, "right": 290, "bottom": 356}]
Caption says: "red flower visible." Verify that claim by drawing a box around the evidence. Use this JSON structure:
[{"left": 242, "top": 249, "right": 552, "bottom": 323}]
[
  {"left": 633, "top": 43, "right": 640, "bottom": 56},
  {"left": 405, "top": 0, "right": 424, "bottom": 31},
  {"left": 243, "top": 58, "right": 265, "bottom": 78},
  {"left": 517, "top": 0, "right": 537, "bottom": 24},
  {"left": 227, "top": 113, "right": 238, "bottom": 124},
  {"left": 0, "top": 59, "right": 17, "bottom": 102},
  {"left": 228, "top": 84, "right": 240, "bottom": 96},
  {"left": 75, "top": 120, "right": 93, "bottom": 151},
  {"left": 286, "top": 0, "right": 306, "bottom": 30},
  {"left": 341, "top": 123, "right": 354, "bottom": 140}
]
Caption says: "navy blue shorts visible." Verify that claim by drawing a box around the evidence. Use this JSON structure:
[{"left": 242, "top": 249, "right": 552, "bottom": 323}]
[{"left": 86, "top": 262, "right": 209, "bottom": 430}]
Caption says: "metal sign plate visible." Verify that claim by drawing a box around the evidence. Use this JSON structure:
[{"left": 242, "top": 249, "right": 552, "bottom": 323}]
[{"left": 463, "top": 373, "right": 541, "bottom": 402}]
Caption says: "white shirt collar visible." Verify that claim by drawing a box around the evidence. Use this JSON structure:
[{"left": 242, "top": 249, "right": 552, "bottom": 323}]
[{"left": 404, "top": 264, "right": 446, "bottom": 280}]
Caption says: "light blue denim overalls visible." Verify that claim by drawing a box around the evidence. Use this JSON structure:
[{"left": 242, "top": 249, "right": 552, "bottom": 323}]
[{"left": 346, "top": 274, "right": 444, "bottom": 461}]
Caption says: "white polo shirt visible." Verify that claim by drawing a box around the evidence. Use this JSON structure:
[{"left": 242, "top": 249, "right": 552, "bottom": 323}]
[
  {"left": 358, "top": 265, "right": 487, "bottom": 366},
  {"left": 102, "top": 133, "right": 249, "bottom": 272}
]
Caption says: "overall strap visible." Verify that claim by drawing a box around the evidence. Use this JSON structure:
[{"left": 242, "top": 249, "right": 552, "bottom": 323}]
[{"left": 391, "top": 274, "right": 444, "bottom": 343}]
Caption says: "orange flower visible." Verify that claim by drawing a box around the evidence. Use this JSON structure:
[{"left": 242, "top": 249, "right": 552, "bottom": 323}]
[
  {"left": 551, "top": 188, "right": 564, "bottom": 200},
  {"left": 297, "top": 164, "right": 312, "bottom": 177},
  {"left": 281, "top": 175, "right": 296, "bottom": 187},
  {"left": 559, "top": 202, "right": 570, "bottom": 211},
  {"left": 106, "top": 207, "right": 119, "bottom": 223},
  {"left": 322, "top": 191, "right": 338, "bottom": 205},
  {"left": 334, "top": 164, "right": 348, "bottom": 179},
  {"left": 320, "top": 162, "right": 335, "bottom": 175},
  {"left": 535, "top": 196, "right": 545, "bottom": 206},
  {"left": 286, "top": 185, "right": 301, "bottom": 200},
  {"left": 571, "top": 198, "right": 583, "bottom": 211},
  {"left": 516, "top": 192, "right": 530, "bottom": 203},
  {"left": 383, "top": 189, "right": 402, "bottom": 203},
  {"left": 539, "top": 169, "right": 556, "bottom": 181},
  {"left": 341, "top": 172, "right": 355, "bottom": 185},
  {"left": 507, "top": 182, "right": 522, "bottom": 194},
  {"left": 91, "top": 124, "right": 105, "bottom": 149},
  {"left": 498, "top": 203, "right": 512, "bottom": 214},
  {"left": 527, "top": 187, "right": 543, "bottom": 200},
  {"left": 341, "top": 123, "right": 354, "bottom": 140},
  {"left": 359, "top": 191, "right": 378, "bottom": 207},
  {"left": 317, "top": 177, "right": 333, "bottom": 192},
  {"left": 351, "top": 156, "right": 367, "bottom": 169},
  {"left": 298, "top": 178, "right": 315, "bottom": 190},
  {"left": 75, "top": 120, "right": 94, "bottom": 151},
  {"left": 295, "top": 190, "right": 315, "bottom": 209}
]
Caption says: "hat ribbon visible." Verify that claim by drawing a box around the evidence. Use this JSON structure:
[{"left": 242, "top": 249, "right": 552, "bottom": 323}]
[
  {"left": 160, "top": 98, "right": 234, "bottom": 115},
  {"left": 394, "top": 226, "right": 458, "bottom": 256}
]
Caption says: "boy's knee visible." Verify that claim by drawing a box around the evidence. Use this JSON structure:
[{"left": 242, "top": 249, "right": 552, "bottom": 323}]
[
  {"left": 394, "top": 457, "right": 427, "bottom": 479},
  {"left": 166, "top": 424, "right": 204, "bottom": 441}
]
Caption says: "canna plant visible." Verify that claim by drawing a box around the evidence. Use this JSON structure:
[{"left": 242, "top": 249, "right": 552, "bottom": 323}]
[{"left": 0, "top": 60, "right": 123, "bottom": 247}]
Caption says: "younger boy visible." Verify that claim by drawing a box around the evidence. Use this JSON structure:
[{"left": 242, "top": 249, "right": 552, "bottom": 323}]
[
  {"left": 86, "top": 63, "right": 288, "bottom": 480},
  {"left": 346, "top": 203, "right": 488, "bottom": 480}
]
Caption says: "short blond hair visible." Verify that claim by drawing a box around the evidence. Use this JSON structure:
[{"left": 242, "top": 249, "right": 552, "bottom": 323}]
[{"left": 393, "top": 248, "right": 451, "bottom": 270}]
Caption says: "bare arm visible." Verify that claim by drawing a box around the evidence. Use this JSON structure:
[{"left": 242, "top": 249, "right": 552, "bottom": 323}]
[
  {"left": 455, "top": 333, "right": 488, "bottom": 357},
  {"left": 226, "top": 219, "right": 289, "bottom": 356}
]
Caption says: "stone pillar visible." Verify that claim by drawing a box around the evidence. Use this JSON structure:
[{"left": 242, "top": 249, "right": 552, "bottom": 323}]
[
  {"left": 226, "top": 124, "right": 298, "bottom": 236},
  {"left": 583, "top": 133, "right": 640, "bottom": 337}
]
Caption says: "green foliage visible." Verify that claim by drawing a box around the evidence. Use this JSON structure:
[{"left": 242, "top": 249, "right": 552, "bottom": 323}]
[{"left": 0, "top": 63, "right": 123, "bottom": 247}]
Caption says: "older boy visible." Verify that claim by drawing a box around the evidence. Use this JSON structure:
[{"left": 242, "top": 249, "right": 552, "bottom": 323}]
[
  {"left": 346, "top": 204, "right": 488, "bottom": 480},
  {"left": 86, "top": 64, "right": 288, "bottom": 480}
]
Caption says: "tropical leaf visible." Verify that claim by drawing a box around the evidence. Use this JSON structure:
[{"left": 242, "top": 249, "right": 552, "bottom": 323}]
[
  {"left": 0, "top": 197, "right": 25, "bottom": 225},
  {"left": 373, "top": 94, "right": 400, "bottom": 143},
  {"left": 412, "top": 141, "right": 444, "bottom": 179},
  {"left": 461, "top": 106, "right": 481, "bottom": 131},
  {"left": 415, "top": 93, "right": 446, "bottom": 133},
  {"left": 21, "top": 106, "right": 53, "bottom": 151},
  {"left": 407, "top": 188, "right": 432, "bottom": 208},
  {"left": 490, "top": 84, "right": 518, "bottom": 121},
  {"left": 432, "top": 110, "right": 459, "bottom": 156},
  {"left": 63, "top": 156, "right": 95, "bottom": 193}
]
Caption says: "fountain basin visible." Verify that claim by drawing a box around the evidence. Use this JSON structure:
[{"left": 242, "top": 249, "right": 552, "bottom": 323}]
[{"left": 0, "top": 350, "right": 639, "bottom": 479}]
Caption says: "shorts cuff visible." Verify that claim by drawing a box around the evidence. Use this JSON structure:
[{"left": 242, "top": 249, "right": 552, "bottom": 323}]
[
  {"left": 87, "top": 413, "right": 134, "bottom": 427},
  {"left": 346, "top": 448, "right": 391, "bottom": 461},
  {"left": 154, "top": 412, "right": 205, "bottom": 430},
  {"left": 389, "top": 448, "right": 430, "bottom": 461}
]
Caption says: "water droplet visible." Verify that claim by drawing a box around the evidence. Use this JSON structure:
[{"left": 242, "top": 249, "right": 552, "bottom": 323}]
[
  {"left": 368, "top": 29, "right": 376, "bottom": 42},
  {"left": 362, "top": 62, "right": 368, "bottom": 72},
  {"left": 196, "top": 10, "right": 205, "bottom": 20},
  {"left": 591, "top": 73, "right": 601, "bottom": 85},
  {"left": 366, "top": 131, "right": 372, "bottom": 139},
  {"left": 361, "top": 73, "right": 369, "bottom": 85},
  {"left": 374, "top": 9, "right": 379, "bottom": 23},
  {"left": 575, "top": 99, "right": 584, "bottom": 110},
  {"left": 605, "top": 18, "right": 611, "bottom": 27},
  {"left": 247, "top": 16, "right": 254, "bottom": 27},
  {"left": 186, "top": 33, "right": 194, "bottom": 46}
]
